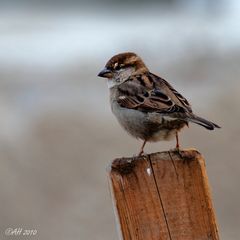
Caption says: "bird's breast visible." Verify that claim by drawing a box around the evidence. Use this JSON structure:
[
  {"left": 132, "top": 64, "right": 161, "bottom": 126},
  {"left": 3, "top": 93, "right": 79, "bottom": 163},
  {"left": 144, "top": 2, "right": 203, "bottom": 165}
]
[{"left": 110, "top": 100, "right": 186, "bottom": 141}]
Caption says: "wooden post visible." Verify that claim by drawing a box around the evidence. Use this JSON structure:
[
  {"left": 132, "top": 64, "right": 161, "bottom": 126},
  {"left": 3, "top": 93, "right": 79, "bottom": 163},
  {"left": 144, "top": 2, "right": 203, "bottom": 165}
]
[{"left": 108, "top": 149, "right": 219, "bottom": 240}]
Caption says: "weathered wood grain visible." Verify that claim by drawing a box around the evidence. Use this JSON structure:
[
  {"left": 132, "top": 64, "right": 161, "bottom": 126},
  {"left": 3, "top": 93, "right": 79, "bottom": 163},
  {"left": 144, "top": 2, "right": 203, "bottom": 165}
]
[{"left": 108, "top": 149, "right": 219, "bottom": 240}]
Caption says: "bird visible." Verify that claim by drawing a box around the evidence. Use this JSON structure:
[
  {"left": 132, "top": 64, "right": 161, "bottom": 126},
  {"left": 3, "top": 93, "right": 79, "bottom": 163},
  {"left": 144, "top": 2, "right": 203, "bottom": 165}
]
[{"left": 98, "top": 52, "right": 220, "bottom": 156}]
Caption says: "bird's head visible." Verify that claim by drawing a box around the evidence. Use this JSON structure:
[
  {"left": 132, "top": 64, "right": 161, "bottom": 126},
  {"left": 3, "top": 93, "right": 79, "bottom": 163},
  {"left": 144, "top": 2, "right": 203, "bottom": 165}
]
[{"left": 98, "top": 52, "right": 148, "bottom": 88}]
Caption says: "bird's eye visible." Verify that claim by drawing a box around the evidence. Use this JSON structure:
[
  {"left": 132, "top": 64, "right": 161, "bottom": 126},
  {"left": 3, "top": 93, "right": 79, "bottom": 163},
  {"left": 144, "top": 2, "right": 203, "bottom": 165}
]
[
  {"left": 114, "top": 62, "right": 119, "bottom": 69},
  {"left": 114, "top": 62, "right": 125, "bottom": 70}
]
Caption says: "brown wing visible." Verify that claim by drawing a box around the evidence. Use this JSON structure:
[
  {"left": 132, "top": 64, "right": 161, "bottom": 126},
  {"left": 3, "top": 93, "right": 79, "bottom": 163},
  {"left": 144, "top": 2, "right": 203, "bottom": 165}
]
[
  {"left": 150, "top": 73, "right": 192, "bottom": 112},
  {"left": 117, "top": 73, "right": 190, "bottom": 114}
]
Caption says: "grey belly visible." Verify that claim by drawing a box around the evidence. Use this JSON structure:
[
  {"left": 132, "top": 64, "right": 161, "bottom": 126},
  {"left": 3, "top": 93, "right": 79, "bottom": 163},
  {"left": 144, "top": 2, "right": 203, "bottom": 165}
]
[{"left": 111, "top": 101, "right": 186, "bottom": 142}]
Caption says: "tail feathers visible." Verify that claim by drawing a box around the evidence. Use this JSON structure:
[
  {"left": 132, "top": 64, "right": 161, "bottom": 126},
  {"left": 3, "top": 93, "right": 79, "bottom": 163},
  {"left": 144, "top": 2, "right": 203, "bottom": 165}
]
[{"left": 188, "top": 115, "right": 221, "bottom": 130}]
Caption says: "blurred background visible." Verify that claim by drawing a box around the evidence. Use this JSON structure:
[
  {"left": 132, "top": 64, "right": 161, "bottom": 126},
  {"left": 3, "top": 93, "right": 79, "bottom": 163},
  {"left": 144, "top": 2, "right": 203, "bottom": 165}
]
[{"left": 0, "top": 0, "right": 239, "bottom": 239}]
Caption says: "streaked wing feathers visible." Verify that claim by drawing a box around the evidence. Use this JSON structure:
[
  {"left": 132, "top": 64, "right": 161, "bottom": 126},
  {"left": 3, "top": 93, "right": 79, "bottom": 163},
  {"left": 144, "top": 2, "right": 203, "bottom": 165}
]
[
  {"left": 117, "top": 88, "right": 185, "bottom": 114},
  {"left": 117, "top": 73, "right": 192, "bottom": 115},
  {"left": 159, "top": 76, "right": 192, "bottom": 112}
]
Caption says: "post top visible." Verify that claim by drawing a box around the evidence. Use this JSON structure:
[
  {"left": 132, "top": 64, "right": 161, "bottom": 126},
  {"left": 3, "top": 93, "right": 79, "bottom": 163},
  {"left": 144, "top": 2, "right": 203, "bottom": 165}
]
[{"left": 107, "top": 148, "right": 202, "bottom": 175}]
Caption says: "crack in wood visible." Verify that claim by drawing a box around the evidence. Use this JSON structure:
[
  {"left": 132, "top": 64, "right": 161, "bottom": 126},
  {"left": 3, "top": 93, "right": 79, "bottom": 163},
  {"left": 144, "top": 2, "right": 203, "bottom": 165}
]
[{"left": 148, "top": 155, "right": 173, "bottom": 240}]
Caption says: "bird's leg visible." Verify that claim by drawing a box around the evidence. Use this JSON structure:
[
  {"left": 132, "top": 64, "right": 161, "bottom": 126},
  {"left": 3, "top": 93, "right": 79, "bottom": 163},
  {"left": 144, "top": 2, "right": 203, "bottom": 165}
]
[
  {"left": 138, "top": 140, "right": 147, "bottom": 156},
  {"left": 175, "top": 132, "right": 180, "bottom": 150},
  {"left": 174, "top": 132, "right": 185, "bottom": 159}
]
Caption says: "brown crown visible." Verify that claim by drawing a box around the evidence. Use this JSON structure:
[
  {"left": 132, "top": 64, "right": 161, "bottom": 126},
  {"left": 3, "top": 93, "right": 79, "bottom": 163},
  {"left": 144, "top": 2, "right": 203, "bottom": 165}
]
[{"left": 105, "top": 52, "right": 148, "bottom": 72}]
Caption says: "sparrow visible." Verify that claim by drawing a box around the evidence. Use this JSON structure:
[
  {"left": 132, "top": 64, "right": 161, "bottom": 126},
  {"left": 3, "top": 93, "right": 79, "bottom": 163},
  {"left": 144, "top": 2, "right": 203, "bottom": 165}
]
[{"left": 98, "top": 52, "right": 220, "bottom": 156}]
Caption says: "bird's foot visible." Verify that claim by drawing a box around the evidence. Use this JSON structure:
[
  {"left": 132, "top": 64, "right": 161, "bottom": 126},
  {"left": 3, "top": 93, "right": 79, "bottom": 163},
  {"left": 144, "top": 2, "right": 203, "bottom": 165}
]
[
  {"left": 135, "top": 150, "right": 146, "bottom": 157},
  {"left": 171, "top": 147, "right": 184, "bottom": 159},
  {"left": 170, "top": 147, "right": 195, "bottom": 163},
  {"left": 138, "top": 150, "right": 144, "bottom": 156},
  {"left": 136, "top": 141, "right": 147, "bottom": 157}
]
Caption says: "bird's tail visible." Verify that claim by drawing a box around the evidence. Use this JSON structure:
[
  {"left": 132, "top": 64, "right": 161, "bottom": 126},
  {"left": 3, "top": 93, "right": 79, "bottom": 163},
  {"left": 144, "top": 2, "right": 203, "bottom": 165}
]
[{"left": 188, "top": 114, "right": 221, "bottom": 130}]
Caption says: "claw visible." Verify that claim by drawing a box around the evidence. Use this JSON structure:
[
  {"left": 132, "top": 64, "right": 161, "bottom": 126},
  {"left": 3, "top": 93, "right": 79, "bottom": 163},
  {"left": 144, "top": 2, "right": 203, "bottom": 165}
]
[{"left": 137, "top": 150, "right": 144, "bottom": 157}]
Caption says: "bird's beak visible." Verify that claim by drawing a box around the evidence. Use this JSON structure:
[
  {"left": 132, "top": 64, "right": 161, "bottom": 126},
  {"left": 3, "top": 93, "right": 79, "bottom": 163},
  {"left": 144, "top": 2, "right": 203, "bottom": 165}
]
[{"left": 98, "top": 67, "right": 113, "bottom": 78}]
